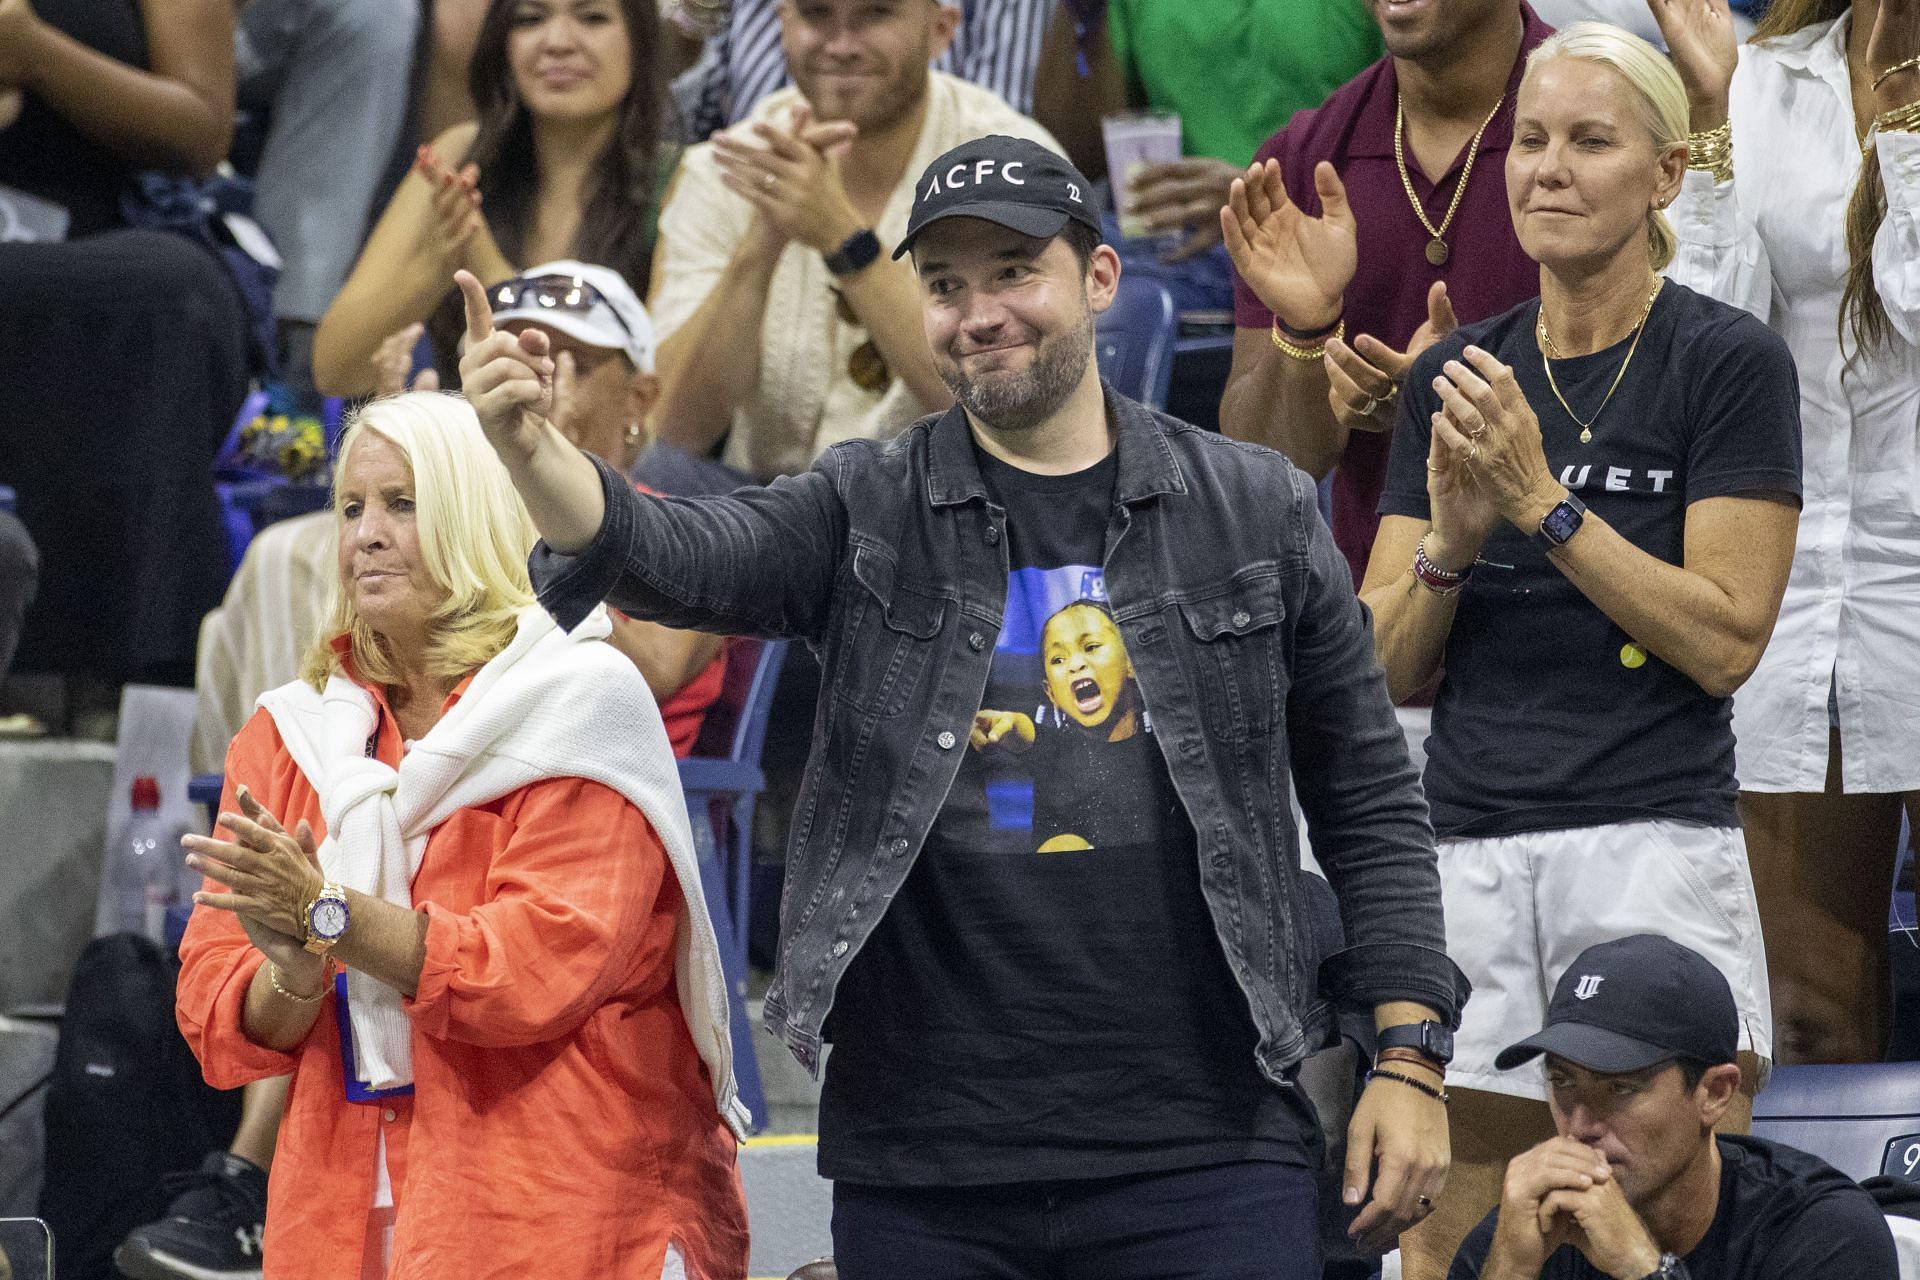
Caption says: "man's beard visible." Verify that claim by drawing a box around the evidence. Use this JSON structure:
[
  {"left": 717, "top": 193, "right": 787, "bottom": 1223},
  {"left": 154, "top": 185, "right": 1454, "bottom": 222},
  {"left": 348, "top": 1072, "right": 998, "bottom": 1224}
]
[{"left": 939, "top": 309, "right": 1093, "bottom": 433}]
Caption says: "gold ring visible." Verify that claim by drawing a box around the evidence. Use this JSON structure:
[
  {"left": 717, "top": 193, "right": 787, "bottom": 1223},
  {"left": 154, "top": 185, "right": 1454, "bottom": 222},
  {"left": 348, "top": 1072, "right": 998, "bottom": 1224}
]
[
  {"left": 1465, "top": 443, "right": 1479, "bottom": 463},
  {"left": 1470, "top": 424, "right": 1489, "bottom": 440},
  {"left": 1357, "top": 394, "right": 1380, "bottom": 417}
]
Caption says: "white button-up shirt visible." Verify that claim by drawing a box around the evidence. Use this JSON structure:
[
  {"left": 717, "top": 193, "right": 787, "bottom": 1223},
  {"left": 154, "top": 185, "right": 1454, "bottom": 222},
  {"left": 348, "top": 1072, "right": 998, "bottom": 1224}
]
[{"left": 1666, "top": 16, "right": 1920, "bottom": 794}]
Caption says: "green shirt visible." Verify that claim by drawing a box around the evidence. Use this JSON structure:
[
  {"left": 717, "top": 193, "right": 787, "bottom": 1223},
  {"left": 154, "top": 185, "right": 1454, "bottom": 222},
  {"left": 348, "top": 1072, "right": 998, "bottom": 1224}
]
[{"left": 1107, "top": 0, "right": 1384, "bottom": 167}]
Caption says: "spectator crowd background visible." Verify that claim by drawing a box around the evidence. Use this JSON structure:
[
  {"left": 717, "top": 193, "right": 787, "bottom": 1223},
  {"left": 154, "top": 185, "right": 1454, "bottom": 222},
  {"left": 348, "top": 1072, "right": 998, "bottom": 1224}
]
[{"left": 0, "top": 0, "right": 1915, "bottom": 1277}]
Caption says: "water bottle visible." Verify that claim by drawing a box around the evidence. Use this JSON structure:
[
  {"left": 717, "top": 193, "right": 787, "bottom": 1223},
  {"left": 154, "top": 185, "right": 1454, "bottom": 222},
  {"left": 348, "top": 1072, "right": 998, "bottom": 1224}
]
[{"left": 120, "top": 775, "right": 183, "bottom": 943}]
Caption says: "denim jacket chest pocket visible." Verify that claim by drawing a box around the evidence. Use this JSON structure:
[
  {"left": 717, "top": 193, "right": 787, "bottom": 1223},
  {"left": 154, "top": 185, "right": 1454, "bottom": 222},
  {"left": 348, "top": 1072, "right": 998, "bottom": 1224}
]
[
  {"left": 1179, "top": 576, "right": 1289, "bottom": 740},
  {"left": 830, "top": 543, "right": 948, "bottom": 717}
]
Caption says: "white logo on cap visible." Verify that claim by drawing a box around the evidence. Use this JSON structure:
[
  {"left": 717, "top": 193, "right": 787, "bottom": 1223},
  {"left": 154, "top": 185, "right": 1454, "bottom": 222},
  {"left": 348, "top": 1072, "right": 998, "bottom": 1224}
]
[
  {"left": 1067, "top": 182, "right": 1082, "bottom": 203},
  {"left": 1573, "top": 974, "right": 1605, "bottom": 1000},
  {"left": 921, "top": 158, "right": 1028, "bottom": 201}
]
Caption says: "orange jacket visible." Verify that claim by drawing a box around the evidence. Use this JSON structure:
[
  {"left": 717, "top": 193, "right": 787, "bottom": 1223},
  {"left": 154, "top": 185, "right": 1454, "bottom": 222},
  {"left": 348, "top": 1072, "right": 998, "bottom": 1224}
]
[{"left": 176, "top": 672, "right": 749, "bottom": 1280}]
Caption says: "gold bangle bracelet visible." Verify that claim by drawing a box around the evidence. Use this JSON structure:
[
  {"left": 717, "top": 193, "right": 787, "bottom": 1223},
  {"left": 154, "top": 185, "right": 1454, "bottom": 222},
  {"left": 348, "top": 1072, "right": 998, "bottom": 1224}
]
[
  {"left": 1686, "top": 120, "right": 1734, "bottom": 182},
  {"left": 1873, "top": 55, "right": 1920, "bottom": 91},
  {"left": 1874, "top": 99, "right": 1920, "bottom": 135},
  {"left": 1270, "top": 318, "right": 1343, "bottom": 362},
  {"left": 267, "top": 960, "right": 326, "bottom": 1004}
]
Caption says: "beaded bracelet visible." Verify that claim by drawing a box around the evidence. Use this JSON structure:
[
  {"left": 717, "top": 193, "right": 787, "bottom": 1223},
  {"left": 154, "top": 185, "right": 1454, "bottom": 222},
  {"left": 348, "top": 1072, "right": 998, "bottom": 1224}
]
[
  {"left": 1367, "top": 1067, "right": 1450, "bottom": 1106},
  {"left": 1270, "top": 317, "right": 1344, "bottom": 362},
  {"left": 1412, "top": 536, "right": 1472, "bottom": 596}
]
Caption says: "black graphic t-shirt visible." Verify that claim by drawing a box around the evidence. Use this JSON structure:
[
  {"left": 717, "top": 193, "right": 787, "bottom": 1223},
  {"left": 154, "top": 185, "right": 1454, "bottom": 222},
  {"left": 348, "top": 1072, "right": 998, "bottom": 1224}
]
[
  {"left": 818, "top": 445, "right": 1310, "bottom": 1186},
  {"left": 1379, "top": 282, "right": 1802, "bottom": 838},
  {"left": 1448, "top": 1135, "right": 1899, "bottom": 1280}
]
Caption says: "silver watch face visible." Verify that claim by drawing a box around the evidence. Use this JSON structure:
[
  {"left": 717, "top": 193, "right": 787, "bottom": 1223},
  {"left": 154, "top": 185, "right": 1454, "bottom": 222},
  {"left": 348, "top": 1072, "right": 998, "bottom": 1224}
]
[{"left": 311, "top": 897, "right": 349, "bottom": 940}]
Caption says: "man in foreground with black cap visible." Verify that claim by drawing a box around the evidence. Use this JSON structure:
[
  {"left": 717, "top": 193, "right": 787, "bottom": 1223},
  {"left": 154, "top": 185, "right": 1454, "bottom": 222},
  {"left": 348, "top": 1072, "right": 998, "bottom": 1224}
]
[
  {"left": 1451, "top": 935, "right": 1895, "bottom": 1280},
  {"left": 455, "top": 134, "right": 1466, "bottom": 1278}
]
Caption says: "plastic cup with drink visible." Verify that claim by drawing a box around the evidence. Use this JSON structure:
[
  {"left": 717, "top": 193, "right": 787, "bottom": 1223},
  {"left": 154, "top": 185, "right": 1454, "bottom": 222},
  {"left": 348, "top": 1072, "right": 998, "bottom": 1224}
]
[{"left": 1101, "top": 110, "right": 1182, "bottom": 245}]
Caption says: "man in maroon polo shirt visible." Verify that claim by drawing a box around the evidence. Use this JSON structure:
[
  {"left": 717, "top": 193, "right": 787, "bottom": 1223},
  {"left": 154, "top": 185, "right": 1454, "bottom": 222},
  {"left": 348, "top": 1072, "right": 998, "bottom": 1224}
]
[{"left": 1219, "top": 0, "right": 1552, "bottom": 591}]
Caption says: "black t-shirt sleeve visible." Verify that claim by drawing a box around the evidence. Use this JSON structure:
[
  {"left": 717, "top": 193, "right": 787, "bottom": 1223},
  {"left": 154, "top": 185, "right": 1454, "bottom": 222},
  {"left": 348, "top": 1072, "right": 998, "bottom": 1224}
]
[
  {"left": 1679, "top": 310, "right": 1803, "bottom": 507},
  {"left": 1750, "top": 1189, "right": 1901, "bottom": 1280},
  {"left": 1377, "top": 335, "right": 1467, "bottom": 523}
]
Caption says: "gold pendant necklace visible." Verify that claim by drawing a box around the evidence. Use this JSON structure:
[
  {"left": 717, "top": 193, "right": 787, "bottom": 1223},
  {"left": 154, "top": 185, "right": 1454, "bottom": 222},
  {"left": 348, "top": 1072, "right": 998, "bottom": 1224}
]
[
  {"left": 1537, "top": 276, "right": 1664, "bottom": 444},
  {"left": 1394, "top": 89, "right": 1506, "bottom": 267}
]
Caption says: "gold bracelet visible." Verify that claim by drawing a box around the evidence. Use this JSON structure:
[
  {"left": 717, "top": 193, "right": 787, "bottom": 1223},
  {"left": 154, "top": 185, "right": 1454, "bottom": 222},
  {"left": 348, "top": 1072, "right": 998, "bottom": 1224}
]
[
  {"left": 1874, "top": 98, "right": 1920, "bottom": 135},
  {"left": 1270, "top": 317, "right": 1344, "bottom": 362},
  {"left": 267, "top": 960, "right": 326, "bottom": 1004},
  {"left": 1686, "top": 120, "right": 1734, "bottom": 182},
  {"left": 1873, "top": 55, "right": 1920, "bottom": 91}
]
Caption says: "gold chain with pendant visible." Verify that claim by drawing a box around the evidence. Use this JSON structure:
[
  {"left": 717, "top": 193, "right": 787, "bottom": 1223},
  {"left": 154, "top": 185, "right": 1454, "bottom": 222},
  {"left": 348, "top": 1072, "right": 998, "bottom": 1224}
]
[
  {"left": 1537, "top": 276, "right": 1664, "bottom": 444},
  {"left": 1393, "top": 90, "right": 1507, "bottom": 267}
]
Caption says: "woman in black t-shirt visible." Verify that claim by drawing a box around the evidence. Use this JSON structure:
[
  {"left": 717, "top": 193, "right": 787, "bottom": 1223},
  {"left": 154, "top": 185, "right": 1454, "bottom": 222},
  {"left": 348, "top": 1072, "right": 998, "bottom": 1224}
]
[{"left": 1356, "top": 22, "right": 1803, "bottom": 1276}]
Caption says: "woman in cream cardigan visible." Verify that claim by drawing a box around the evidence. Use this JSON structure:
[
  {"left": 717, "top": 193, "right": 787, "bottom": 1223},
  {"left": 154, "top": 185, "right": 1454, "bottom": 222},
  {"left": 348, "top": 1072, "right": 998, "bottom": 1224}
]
[{"left": 175, "top": 392, "right": 749, "bottom": 1280}]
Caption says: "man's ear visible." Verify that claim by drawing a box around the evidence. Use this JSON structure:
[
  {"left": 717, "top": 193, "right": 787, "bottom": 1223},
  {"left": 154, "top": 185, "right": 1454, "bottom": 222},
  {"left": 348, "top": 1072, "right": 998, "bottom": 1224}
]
[
  {"left": 1085, "top": 242, "right": 1123, "bottom": 316},
  {"left": 627, "top": 371, "right": 662, "bottom": 432},
  {"left": 1695, "top": 1062, "right": 1742, "bottom": 1129},
  {"left": 928, "top": 3, "right": 963, "bottom": 63}
]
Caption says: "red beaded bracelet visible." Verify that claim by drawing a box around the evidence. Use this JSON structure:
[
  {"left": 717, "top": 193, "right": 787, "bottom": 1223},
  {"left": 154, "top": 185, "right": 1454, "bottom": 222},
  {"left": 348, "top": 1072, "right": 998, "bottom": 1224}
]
[{"left": 1412, "top": 536, "right": 1472, "bottom": 596}]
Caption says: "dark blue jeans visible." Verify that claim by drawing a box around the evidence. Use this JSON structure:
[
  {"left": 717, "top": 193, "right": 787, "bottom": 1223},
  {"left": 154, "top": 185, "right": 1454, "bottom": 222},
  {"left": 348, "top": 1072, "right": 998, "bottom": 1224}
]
[{"left": 831, "top": 1160, "right": 1322, "bottom": 1280}]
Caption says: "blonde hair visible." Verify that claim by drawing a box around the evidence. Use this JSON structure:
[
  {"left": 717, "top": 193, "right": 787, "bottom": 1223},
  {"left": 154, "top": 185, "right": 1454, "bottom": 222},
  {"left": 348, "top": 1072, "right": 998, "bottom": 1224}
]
[
  {"left": 1525, "top": 22, "right": 1689, "bottom": 271},
  {"left": 299, "top": 392, "right": 538, "bottom": 691}
]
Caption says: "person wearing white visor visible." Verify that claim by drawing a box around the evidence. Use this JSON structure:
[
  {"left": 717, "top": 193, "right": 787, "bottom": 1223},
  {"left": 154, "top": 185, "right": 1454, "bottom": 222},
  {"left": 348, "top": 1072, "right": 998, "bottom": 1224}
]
[{"left": 487, "top": 259, "right": 660, "bottom": 475}]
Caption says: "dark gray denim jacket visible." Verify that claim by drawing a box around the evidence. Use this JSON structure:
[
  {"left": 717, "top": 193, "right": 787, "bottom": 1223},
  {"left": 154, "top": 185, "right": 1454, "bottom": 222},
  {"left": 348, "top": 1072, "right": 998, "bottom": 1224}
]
[{"left": 531, "top": 387, "right": 1468, "bottom": 1080}]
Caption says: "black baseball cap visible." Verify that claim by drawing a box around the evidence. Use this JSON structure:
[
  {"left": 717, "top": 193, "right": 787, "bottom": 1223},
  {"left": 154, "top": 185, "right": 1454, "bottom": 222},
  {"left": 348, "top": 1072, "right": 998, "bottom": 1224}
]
[
  {"left": 1495, "top": 935, "right": 1739, "bottom": 1074},
  {"left": 893, "top": 135, "right": 1103, "bottom": 260}
]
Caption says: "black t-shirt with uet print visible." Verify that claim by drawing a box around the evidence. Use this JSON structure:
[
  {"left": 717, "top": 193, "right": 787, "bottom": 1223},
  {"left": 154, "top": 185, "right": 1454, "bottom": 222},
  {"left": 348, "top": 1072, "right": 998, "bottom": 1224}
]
[
  {"left": 818, "top": 446, "right": 1311, "bottom": 1186},
  {"left": 1379, "top": 282, "right": 1802, "bottom": 839}
]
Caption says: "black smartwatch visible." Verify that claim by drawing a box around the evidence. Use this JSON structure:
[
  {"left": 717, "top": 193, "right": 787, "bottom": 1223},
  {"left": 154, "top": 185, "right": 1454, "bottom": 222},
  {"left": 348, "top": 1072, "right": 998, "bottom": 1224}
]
[
  {"left": 1640, "top": 1252, "right": 1688, "bottom": 1280},
  {"left": 1376, "top": 1020, "right": 1454, "bottom": 1067},
  {"left": 1535, "top": 491, "right": 1588, "bottom": 551},
  {"left": 824, "top": 227, "right": 881, "bottom": 277}
]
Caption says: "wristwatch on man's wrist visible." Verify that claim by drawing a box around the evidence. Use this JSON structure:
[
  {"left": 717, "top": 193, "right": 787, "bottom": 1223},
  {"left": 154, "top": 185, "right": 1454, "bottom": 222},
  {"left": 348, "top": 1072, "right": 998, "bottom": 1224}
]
[
  {"left": 823, "top": 227, "right": 881, "bottom": 276},
  {"left": 1376, "top": 1020, "right": 1454, "bottom": 1067}
]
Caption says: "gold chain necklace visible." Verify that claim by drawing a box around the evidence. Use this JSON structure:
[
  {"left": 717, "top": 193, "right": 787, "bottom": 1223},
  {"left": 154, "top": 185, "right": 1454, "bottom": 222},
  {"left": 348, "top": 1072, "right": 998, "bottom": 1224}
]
[
  {"left": 1393, "top": 90, "right": 1507, "bottom": 266},
  {"left": 1537, "top": 276, "right": 1664, "bottom": 444}
]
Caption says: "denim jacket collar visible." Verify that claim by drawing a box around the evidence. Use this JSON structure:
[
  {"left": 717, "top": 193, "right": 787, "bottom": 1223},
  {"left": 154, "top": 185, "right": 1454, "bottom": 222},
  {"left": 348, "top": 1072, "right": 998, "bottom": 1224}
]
[{"left": 924, "top": 381, "right": 1191, "bottom": 509}]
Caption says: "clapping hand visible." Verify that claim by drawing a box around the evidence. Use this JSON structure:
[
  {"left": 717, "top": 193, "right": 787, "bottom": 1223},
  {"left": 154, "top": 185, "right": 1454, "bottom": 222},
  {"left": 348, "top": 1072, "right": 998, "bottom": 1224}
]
[
  {"left": 370, "top": 323, "right": 441, "bottom": 397},
  {"left": 184, "top": 785, "right": 326, "bottom": 977},
  {"left": 1125, "top": 156, "right": 1241, "bottom": 261},
  {"left": 1220, "top": 158, "right": 1356, "bottom": 334},
  {"left": 1646, "top": 0, "right": 1738, "bottom": 123},
  {"left": 1325, "top": 281, "right": 1459, "bottom": 433},
  {"left": 711, "top": 102, "right": 862, "bottom": 255},
  {"left": 415, "top": 145, "right": 486, "bottom": 267},
  {"left": 1430, "top": 346, "right": 1562, "bottom": 528}
]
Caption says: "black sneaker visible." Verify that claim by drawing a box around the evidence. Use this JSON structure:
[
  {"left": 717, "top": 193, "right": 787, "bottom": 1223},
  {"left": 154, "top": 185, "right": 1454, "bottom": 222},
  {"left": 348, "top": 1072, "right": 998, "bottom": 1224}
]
[{"left": 114, "top": 1152, "right": 268, "bottom": 1280}]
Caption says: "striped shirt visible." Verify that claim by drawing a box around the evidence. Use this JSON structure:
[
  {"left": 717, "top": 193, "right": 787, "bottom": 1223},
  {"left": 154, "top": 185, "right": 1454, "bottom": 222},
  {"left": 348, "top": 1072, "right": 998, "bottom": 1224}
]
[{"left": 670, "top": 0, "right": 1055, "bottom": 141}]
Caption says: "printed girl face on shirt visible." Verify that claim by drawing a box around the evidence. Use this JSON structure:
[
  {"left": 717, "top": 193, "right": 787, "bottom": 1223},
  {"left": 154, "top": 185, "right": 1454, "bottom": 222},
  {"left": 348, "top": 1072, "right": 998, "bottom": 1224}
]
[
  {"left": 1041, "top": 603, "right": 1137, "bottom": 735},
  {"left": 506, "top": 0, "right": 634, "bottom": 122},
  {"left": 1508, "top": 56, "right": 1685, "bottom": 271}
]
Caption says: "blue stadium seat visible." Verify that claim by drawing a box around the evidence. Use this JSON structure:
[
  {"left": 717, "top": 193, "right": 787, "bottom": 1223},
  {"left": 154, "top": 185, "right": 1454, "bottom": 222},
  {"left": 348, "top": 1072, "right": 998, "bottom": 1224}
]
[
  {"left": 678, "top": 638, "right": 789, "bottom": 1132},
  {"left": 1095, "top": 274, "right": 1178, "bottom": 410},
  {"left": 1752, "top": 1062, "right": 1920, "bottom": 1183}
]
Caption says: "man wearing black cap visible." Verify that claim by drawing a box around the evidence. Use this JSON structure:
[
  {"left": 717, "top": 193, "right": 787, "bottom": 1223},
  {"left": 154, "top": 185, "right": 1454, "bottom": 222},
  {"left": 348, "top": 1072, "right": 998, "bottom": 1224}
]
[
  {"left": 1451, "top": 935, "right": 1896, "bottom": 1280},
  {"left": 456, "top": 134, "right": 1466, "bottom": 1279}
]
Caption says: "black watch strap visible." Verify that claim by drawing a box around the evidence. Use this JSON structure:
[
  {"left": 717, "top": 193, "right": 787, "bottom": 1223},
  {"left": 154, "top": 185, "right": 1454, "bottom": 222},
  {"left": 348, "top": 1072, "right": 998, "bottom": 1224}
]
[
  {"left": 1376, "top": 1020, "right": 1454, "bottom": 1066},
  {"left": 824, "top": 227, "right": 881, "bottom": 277}
]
